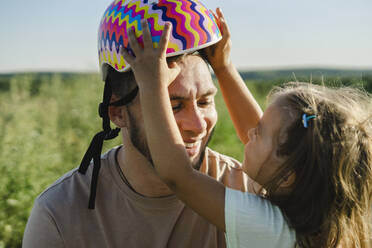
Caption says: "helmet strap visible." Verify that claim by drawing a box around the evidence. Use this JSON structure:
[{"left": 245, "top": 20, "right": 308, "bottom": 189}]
[{"left": 78, "top": 81, "right": 138, "bottom": 209}]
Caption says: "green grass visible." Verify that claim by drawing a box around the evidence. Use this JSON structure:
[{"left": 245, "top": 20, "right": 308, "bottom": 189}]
[
  {"left": 0, "top": 73, "right": 120, "bottom": 248},
  {"left": 0, "top": 72, "right": 370, "bottom": 247}
]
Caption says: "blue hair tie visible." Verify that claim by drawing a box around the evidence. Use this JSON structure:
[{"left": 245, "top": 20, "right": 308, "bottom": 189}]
[{"left": 302, "top": 114, "right": 316, "bottom": 128}]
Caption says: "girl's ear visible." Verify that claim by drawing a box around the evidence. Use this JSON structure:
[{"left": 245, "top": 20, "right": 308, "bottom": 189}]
[
  {"left": 279, "top": 171, "right": 296, "bottom": 188},
  {"left": 108, "top": 95, "right": 128, "bottom": 128}
]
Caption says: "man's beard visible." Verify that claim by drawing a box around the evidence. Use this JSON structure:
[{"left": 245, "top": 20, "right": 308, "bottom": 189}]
[
  {"left": 127, "top": 110, "right": 215, "bottom": 170},
  {"left": 193, "top": 128, "right": 214, "bottom": 170},
  {"left": 127, "top": 110, "right": 153, "bottom": 163}
]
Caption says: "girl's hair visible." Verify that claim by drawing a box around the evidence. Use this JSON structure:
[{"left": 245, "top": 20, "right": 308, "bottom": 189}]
[{"left": 264, "top": 82, "right": 372, "bottom": 247}]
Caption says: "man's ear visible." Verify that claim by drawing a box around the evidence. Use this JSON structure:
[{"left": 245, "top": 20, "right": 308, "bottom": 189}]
[{"left": 108, "top": 95, "right": 127, "bottom": 128}]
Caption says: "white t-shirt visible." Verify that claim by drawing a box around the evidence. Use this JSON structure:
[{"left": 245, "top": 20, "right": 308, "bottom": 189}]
[{"left": 225, "top": 188, "right": 296, "bottom": 248}]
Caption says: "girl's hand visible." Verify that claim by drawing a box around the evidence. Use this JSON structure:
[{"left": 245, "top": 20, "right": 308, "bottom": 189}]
[
  {"left": 121, "top": 20, "right": 180, "bottom": 91},
  {"left": 204, "top": 8, "right": 232, "bottom": 73}
]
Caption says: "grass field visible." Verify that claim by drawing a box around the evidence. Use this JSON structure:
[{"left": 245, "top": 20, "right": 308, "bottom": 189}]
[{"left": 0, "top": 71, "right": 371, "bottom": 247}]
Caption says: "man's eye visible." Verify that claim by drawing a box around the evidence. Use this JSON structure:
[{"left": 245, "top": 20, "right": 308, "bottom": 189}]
[
  {"left": 198, "top": 100, "right": 213, "bottom": 106},
  {"left": 172, "top": 103, "right": 182, "bottom": 111}
]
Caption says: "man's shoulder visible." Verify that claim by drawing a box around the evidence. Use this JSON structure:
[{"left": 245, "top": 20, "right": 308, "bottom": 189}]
[
  {"left": 36, "top": 168, "right": 79, "bottom": 203},
  {"left": 203, "top": 147, "right": 249, "bottom": 191},
  {"left": 35, "top": 148, "right": 116, "bottom": 209},
  {"left": 205, "top": 147, "right": 242, "bottom": 170}
]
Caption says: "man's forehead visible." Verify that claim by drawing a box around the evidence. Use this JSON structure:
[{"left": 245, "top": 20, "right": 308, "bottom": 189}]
[
  {"left": 168, "top": 55, "right": 216, "bottom": 98},
  {"left": 169, "top": 78, "right": 217, "bottom": 98}
]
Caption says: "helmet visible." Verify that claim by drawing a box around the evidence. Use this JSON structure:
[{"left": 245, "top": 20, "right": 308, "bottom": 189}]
[
  {"left": 79, "top": 0, "right": 221, "bottom": 209},
  {"left": 98, "top": 0, "right": 222, "bottom": 76}
]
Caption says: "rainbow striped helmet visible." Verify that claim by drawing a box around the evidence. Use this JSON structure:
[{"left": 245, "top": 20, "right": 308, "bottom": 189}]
[{"left": 98, "top": 0, "right": 222, "bottom": 73}]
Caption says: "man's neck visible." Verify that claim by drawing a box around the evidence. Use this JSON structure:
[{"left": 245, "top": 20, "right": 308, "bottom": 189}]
[{"left": 116, "top": 144, "right": 174, "bottom": 197}]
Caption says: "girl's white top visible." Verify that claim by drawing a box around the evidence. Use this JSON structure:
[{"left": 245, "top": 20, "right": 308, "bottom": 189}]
[{"left": 225, "top": 188, "right": 296, "bottom": 248}]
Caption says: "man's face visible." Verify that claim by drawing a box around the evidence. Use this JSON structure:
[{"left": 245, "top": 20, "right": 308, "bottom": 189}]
[{"left": 127, "top": 55, "right": 218, "bottom": 169}]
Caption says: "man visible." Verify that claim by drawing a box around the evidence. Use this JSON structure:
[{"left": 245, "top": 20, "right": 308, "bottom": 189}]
[
  {"left": 23, "top": 51, "right": 255, "bottom": 248},
  {"left": 23, "top": 1, "right": 255, "bottom": 247}
]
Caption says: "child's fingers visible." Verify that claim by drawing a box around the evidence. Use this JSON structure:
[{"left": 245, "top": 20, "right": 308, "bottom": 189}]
[
  {"left": 141, "top": 19, "right": 153, "bottom": 49},
  {"left": 220, "top": 19, "right": 231, "bottom": 40},
  {"left": 120, "top": 45, "right": 135, "bottom": 65},
  {"left": 211, "top": 10, "right": 218, "bottom": 21},
  {"left": 216, "top": 8, "right": 231, "bottom": 38},
  {"left": 158, "top": 23, "right": 172, "bottom": 56},
  {"left": 127, "top": 27, "right": 141, "bottom": 56},
  {"left": 210, "top": 10, "right": 221, "bottom": 32},
  {"left": 216, "top": 7, "right": 223, "bottom": 19}
]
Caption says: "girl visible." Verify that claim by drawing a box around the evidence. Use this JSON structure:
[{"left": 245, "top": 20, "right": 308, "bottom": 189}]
[{"left": 121, "top": 9, "right": 372, "bottom": 248}]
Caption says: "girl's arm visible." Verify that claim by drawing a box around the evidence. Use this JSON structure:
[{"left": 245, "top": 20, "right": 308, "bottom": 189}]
[
  {"left": 122, "top": 20, "right": 226, "bottom": 231},
  {"left": 205, "top": 9, "right": 262, "bottom": 144}
]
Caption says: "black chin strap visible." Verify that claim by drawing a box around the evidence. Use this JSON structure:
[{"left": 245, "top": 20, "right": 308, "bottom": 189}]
[{"left": 78, "top": 83, "right": 138, "bottom": 209}]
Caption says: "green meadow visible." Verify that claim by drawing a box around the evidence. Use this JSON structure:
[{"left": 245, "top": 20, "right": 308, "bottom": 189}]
[{"left": 0, "top": 70, "right": 371, "bottom": 247}]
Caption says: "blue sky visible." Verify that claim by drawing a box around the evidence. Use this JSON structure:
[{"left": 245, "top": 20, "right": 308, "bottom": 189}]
[{"left": 1, "top": 0, "right": 371, "bottom": 73}]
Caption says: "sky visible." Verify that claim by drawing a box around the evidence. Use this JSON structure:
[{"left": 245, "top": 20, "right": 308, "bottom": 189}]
[{"left": 1, "top": 0, "right": 371, "bottom": 73}]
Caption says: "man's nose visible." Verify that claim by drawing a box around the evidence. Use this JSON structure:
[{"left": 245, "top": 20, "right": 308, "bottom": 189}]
[{"left": 179, "top": 107, "right": 207, "bottom": 135}]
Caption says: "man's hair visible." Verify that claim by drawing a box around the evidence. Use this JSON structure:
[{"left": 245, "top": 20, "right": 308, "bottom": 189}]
[
  {"left": 106, "top": 50, "right": 210, "bottom": 100},
  {"left": 263, "top": 82, "right": 372, "bottom": 247}
]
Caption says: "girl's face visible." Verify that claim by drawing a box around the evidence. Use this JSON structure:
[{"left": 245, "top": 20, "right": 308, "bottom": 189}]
[{"left": 242, "top": 102, "right": 285, "bottom": 186}]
